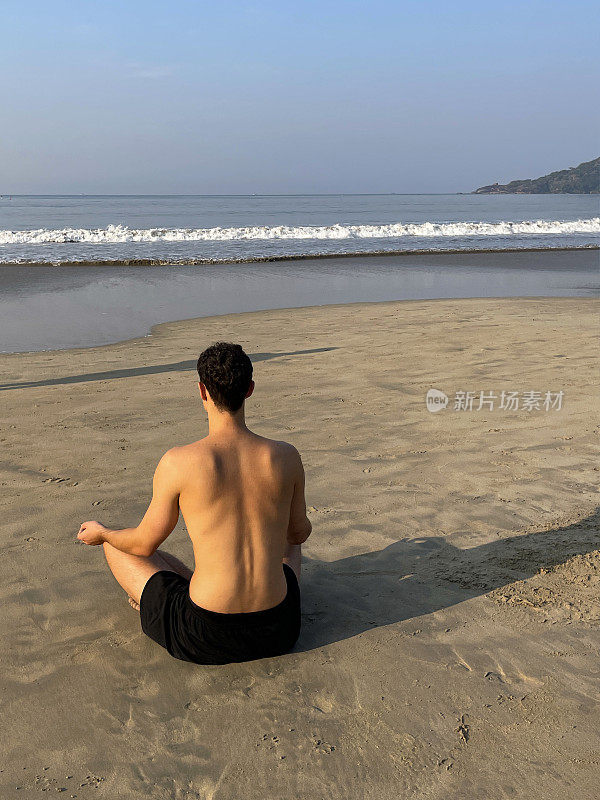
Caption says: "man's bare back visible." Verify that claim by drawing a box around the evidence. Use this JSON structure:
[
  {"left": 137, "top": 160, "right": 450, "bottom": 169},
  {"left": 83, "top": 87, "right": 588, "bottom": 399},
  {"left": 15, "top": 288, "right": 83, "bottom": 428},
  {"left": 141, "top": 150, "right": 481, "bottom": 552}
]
[
  {"left": 168, "top": 426, "right": 310, "bottom": 612},
  {"left": 78, "top": 342, "right": 310, "bottom": 664}
]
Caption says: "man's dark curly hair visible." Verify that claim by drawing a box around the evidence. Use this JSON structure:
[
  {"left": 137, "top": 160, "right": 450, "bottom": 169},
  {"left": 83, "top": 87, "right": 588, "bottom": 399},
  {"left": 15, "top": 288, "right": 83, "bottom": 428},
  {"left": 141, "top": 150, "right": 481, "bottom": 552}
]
[{"left": 196, "top": 342, "right": 253, "bottom": 412}]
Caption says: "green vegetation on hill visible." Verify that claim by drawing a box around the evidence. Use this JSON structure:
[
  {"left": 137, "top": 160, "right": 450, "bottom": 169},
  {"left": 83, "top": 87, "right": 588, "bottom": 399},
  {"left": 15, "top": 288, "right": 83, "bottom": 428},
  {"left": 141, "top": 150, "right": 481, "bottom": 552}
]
[{"left": 473, "top": 157, "right": 599, "bottom": 194}]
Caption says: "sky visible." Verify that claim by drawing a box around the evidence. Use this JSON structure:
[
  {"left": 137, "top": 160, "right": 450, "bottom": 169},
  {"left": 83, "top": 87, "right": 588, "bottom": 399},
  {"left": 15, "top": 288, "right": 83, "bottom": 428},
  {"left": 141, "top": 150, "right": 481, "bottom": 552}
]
[{"left": 1, "top": 0, "right": 598, "bottom": 194}]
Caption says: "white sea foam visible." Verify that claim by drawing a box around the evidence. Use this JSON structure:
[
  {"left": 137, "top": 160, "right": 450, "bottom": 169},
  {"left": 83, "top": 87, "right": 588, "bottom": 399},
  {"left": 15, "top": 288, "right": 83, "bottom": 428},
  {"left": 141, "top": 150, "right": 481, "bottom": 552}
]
[{"left": 0, "top": 218, "right": 598, "bottom": 246}]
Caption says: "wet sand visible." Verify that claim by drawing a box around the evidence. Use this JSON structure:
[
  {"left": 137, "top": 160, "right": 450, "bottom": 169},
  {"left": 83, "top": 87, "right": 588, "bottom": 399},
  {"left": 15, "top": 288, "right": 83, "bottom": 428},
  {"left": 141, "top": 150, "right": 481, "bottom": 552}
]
[
  {"left": 1, "top": 247, "right": 598, "bottom": 352},
  {"left": 1, "top": 296, "right": 599, "bottom": 798}
]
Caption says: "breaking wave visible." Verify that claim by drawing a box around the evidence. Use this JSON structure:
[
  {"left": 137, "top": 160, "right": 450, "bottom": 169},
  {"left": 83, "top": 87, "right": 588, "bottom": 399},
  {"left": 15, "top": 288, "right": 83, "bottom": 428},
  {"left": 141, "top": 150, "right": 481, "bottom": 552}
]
[{"left": 1, "top": 217, "right": 599, "bottom": 246}]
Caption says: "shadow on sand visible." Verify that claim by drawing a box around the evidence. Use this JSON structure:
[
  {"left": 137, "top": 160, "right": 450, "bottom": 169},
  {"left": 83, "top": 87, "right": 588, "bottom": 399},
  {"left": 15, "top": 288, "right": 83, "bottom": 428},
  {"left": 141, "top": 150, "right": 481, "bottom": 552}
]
[
  {"left": 298, "top": 508, "right": 600, "bottom": 651},
  {"left": 0, "top": 347, "right": 336, "bottom": 391}
]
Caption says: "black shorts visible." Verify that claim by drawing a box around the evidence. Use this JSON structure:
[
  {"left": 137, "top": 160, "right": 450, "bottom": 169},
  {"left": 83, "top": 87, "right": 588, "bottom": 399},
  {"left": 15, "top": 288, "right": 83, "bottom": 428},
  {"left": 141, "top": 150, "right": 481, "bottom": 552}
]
[{"left": 140, "top": 564, "right": 301, "bottom": 665}]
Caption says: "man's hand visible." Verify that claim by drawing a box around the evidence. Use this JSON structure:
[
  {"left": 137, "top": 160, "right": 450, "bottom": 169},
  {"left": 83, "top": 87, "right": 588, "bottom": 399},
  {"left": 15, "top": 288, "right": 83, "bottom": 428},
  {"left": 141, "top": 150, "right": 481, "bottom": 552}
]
[{"left": 78, "top": 520, "right": 108, "bottom": 546}]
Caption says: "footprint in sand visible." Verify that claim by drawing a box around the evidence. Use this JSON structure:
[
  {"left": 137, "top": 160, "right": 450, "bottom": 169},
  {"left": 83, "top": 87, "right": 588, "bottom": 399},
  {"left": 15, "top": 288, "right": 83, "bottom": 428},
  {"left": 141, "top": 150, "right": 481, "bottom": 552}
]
[
  {"left": 309, "top": 693, "right": 334, "bottom": 713},
  {"left": 312, "top": 737, "right": 336, "bottom": 754},
  {"left": 455, "top": 714, "right": 470, "bottom": 744},
  {"left": 484, "top": 671, "right": 505, "bottom": 683},
  {"left": 21, "top": 769, "right": 105, "bottom": 794}
]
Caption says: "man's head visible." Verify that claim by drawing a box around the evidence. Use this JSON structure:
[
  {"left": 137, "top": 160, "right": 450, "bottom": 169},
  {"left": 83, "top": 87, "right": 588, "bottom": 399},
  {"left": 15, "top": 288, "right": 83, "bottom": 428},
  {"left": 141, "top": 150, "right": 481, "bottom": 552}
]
[{"left": 196, "top": 342, "right": 254, "bottom": 413}]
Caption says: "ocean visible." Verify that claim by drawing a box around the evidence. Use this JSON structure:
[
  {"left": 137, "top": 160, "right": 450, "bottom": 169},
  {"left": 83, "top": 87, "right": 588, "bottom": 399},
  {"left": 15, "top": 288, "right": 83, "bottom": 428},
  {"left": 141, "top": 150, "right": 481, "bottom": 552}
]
[{"left": 0, "top": 194, "right": 598, "bottom": 265}]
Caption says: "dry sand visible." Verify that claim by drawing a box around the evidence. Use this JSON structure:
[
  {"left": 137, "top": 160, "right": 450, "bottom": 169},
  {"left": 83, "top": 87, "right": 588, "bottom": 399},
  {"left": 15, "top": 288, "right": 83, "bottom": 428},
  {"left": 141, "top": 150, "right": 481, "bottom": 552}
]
[{"left": 1, "top": 296, "right": 599, "bottom": 799}]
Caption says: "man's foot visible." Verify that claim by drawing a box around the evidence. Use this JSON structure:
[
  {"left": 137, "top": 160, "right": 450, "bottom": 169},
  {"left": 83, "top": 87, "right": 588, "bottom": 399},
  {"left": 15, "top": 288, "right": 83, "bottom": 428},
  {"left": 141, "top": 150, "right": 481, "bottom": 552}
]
[{"left": 128, "top": 596, "right": 140, "bottom": 612}]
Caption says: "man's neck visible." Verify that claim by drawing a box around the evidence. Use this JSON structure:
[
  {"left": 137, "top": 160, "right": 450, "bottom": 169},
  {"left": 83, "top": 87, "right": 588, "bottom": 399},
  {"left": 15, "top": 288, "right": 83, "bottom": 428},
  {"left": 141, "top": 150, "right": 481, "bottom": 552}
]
[{"left": 207, "top": 406, "right": 248, "bottom": 437}]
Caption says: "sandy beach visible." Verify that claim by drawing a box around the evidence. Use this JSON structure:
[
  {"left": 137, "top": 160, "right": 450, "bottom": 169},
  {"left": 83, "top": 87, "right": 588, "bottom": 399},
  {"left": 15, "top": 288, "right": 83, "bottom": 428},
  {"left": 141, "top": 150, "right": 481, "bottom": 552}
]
[{"left": 1, "top": 295, "right": 599, "bottom": 799}]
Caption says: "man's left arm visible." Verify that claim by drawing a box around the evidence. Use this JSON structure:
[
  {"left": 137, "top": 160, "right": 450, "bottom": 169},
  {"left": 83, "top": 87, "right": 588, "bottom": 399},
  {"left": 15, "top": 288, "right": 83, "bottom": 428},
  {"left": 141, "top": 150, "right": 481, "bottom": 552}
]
[{"left": 78, "top": 449, "right": 181, "bottom": 556}]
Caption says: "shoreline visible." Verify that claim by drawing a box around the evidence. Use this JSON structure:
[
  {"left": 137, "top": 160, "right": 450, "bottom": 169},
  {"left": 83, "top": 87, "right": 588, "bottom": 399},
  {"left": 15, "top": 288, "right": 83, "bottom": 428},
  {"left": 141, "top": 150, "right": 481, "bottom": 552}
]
[
  {"left": 1, "top": 243, "right": 597, "bottom": 269},
  {"left": 0, "top": 293, "right": 595, "bottom": 360},
  {"left": 1, "top": 248, "right": 598, "bottom": 356}
]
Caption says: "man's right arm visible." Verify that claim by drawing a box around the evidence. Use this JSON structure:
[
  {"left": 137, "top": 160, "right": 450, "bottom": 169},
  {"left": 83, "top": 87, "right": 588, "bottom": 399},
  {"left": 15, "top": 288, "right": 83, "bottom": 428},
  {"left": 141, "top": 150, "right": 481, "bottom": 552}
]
[
  {"left": 78, "top": 449, "right": 180, "bottom": 556},
  {"left": 287, "top": 448, "right": 312, "bottom": 545}
]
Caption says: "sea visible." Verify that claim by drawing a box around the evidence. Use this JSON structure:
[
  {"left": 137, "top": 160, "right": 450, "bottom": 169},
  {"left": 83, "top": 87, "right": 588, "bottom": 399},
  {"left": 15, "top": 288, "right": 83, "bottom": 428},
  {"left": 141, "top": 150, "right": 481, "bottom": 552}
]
[
  {"left": 1, "top": 194, "right": 598, "bottom": 264},
  {"left": 0, "top": 194, "right": 598, "bottom": 352}
]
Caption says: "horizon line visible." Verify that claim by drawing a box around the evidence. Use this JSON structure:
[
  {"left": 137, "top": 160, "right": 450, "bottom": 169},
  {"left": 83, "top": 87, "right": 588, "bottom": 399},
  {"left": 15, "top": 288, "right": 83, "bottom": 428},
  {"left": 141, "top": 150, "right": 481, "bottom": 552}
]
[{"left": 1, "top": 192, "right": 481, "bottom": 198}]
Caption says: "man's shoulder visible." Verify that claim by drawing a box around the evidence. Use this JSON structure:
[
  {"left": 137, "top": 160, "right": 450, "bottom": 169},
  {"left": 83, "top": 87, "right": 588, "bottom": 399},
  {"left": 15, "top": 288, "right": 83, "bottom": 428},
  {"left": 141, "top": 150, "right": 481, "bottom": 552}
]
[
  {"left": 256, "top": 436, "right": 302, "bottom": 467},
  {"left": 159, "top": 436, "right": 302, "bottom": 472},
  {"left": 247, "top": 431, "right": 294, "bottom": 452},
  {"left": 157, "top": 440, "right": 209, "bottom": 470}
]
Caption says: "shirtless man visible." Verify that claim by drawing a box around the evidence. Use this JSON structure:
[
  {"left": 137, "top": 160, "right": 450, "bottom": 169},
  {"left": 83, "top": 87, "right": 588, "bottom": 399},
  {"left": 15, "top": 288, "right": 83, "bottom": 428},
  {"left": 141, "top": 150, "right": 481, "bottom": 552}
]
[{"left": 78, "top": 342, "right": 311, "bottom": 664}]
